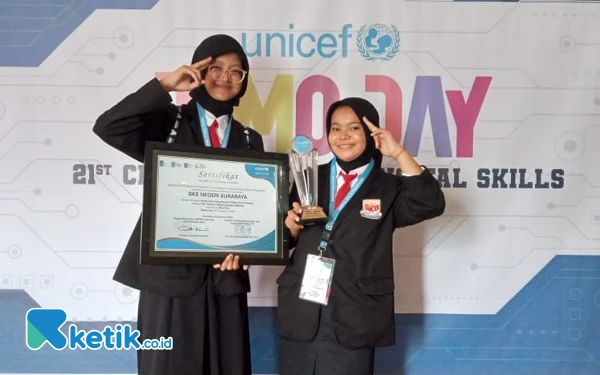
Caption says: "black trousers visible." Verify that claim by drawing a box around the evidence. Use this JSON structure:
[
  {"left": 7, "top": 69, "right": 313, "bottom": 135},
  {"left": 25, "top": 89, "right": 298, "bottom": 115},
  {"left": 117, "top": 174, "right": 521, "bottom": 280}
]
[{"left": 278, "top": 301, "right": 375, "bottom": 375}]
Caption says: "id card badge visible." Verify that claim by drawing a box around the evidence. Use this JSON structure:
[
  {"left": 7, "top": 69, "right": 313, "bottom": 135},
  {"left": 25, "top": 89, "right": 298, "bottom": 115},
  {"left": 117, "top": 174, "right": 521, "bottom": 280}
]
[{"left": 299, "top": 254, "right": 336, "bottom": 305}]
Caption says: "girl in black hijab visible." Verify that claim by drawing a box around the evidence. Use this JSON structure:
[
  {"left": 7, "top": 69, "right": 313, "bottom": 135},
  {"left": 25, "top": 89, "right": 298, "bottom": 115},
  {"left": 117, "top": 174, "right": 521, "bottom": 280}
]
[
  {"left": 325, "top": 97, "right": 383, "bottom": 172},
  {"left": 93, "top": 34, "right": 263, "bottom": 375},
  {"left": 278, "top": 97, "right": 445, "bottom": 375},
  {"left": 189, "top": 34, "right": 250, "bottom": 117}
]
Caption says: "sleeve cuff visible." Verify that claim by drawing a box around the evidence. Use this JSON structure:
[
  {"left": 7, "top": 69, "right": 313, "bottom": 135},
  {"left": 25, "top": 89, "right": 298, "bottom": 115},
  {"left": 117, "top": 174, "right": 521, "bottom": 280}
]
[
  {"left": 400, "top": 165, "right": 425, "bottom": 177},
  {"left": 136, "top": 78, "right": 175, "bottom": 110}
]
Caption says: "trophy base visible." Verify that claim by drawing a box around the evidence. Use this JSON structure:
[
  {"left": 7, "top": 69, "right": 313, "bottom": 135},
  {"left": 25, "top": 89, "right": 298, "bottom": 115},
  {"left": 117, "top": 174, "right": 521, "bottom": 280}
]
[{"left": 299, "top": 206, "right": 328, "bottom": 226}]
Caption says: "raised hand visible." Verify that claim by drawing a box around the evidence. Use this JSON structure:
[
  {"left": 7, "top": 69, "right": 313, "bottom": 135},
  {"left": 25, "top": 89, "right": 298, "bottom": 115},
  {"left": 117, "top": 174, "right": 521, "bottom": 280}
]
[
  {"left": 363, "top": 116, "right": 405, "bottom": 159},
  {"left": 159, "top": 57, "right": 212, "bottom": 92}
]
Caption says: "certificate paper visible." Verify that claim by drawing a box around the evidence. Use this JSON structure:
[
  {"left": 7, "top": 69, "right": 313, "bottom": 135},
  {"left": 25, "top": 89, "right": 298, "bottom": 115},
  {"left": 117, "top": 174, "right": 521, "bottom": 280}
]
[
  {"left": 154, "top": 155, "right": 278, "bottom": 254},
  {"left": 140, "top": 142, "right": 290, "bottom": 266}
]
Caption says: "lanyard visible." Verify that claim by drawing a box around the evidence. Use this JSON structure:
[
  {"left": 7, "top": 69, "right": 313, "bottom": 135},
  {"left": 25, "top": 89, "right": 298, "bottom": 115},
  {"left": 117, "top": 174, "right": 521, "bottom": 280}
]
[
  {"left": 196, "top": 103, "right": 232, "bottom": 148},
  {"left": 318, "top": 157, "right": 375, "bottom": 255}
]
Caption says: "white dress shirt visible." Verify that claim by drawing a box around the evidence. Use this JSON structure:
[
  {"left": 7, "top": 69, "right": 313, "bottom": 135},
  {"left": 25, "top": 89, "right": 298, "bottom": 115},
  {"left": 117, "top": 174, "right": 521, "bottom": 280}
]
[
  {"left": 334, "top": 162, "right": 421, "bottom": 191},
  {"left": 334, "top": 162, "right": 369, "bottom": 194},
  {"left": 333, "top": 160, "right": 424, "bottom": 202},
  {"left": 203, "top": 109, "right": 230, "bottom": 142}
]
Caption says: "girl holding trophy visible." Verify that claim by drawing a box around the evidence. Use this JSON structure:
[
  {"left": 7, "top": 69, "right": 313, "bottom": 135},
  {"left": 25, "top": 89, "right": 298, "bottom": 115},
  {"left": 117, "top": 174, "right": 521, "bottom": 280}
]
[{"left": 279, "top": 97, "right": 446, "bottom": 375}]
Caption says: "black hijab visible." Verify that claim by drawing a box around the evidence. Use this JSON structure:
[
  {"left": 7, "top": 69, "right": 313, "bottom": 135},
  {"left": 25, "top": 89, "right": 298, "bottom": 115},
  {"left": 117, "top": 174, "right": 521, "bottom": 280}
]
[
  {"left": 325, "top": 97, "right": 383, "bottom": 173},
  {"left": 189, "top": 34, "right": 250, "bottom": 117}
]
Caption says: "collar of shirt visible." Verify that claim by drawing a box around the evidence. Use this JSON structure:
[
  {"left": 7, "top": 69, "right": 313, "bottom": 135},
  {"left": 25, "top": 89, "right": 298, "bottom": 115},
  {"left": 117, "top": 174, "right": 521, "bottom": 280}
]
[
  {"left": 335, "top": 162, "right": 369, "bottom": 193},
  {"left": 203, "top": 109, "right": 230, "bottom": 140}
]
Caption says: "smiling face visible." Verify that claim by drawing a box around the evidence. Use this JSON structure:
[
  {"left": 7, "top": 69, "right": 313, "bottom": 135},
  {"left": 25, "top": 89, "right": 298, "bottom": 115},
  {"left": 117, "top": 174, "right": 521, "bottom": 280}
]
[
  {"left": 203, "top": 52, "right": 245, "bottom": 102},
  {"left": 328, "top": 105, "right": 367, "bottom": 162}
]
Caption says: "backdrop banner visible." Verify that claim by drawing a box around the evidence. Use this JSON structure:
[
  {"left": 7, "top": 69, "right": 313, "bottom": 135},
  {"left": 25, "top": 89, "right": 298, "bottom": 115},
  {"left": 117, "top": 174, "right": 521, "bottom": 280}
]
[{"left": 0, "top": 0, "right": 599, "bottom": 374}]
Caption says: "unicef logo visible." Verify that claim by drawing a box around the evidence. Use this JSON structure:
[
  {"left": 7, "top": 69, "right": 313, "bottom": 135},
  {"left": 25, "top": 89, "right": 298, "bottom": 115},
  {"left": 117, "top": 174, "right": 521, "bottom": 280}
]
[{"left": 357, "top": 24, "right": 400, "bottom": 61}]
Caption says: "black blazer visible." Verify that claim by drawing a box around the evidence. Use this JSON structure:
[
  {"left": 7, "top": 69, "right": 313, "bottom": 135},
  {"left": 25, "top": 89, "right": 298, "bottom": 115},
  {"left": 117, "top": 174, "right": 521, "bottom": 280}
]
[
  {"left": 92, "top": 78, "right": 264, "bottom": 297},
  {"left": 276, "top": 162, "right": 445, "bottom": 349}
]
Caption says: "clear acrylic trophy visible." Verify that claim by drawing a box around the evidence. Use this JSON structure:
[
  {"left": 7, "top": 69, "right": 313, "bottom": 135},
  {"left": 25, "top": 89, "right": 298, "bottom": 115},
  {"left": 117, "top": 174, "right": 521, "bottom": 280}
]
[{"left": 289, "top": 135, "right": 328, "bottom": 225}]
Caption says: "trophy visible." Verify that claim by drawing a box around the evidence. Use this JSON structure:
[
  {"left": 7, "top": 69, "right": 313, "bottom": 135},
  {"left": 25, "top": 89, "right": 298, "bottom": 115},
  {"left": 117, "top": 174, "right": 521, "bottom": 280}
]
[{"left": 289, "top": 135, "right": 328, "bottom": 225}]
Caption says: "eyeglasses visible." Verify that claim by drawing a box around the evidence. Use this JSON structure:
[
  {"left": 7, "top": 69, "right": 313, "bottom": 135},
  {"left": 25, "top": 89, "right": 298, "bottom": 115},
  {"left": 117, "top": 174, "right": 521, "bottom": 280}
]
[{"left": 207, "top": 65, "right": 247, "bottom": 83}]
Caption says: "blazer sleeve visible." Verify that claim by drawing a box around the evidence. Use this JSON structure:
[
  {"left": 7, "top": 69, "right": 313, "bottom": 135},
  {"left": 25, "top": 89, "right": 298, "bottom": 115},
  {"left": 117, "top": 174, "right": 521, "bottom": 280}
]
[
  {"left": 247, "top": 126, "right": 265, "bottom": 152},
  {"left": 392, "top": 166, "right": 446, "bottom": 228},
  {"left": 92, "top": 78, "right": 177, "bottom": 162}
]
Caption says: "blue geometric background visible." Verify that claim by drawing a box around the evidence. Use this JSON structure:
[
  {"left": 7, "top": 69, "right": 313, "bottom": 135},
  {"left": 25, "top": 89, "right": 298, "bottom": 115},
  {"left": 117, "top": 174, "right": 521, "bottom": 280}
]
[
  {"left": 0, "top": 0, "right": 158, "bottom": 67},
  {"left": 2, "top": 255, "right": 599, "bottom": 374},
  {"left": 1, "top": 1, "right": 599, "bottom": 374},
  {"left": 3, "top": 0, "right": 596, "bottom": 68}
]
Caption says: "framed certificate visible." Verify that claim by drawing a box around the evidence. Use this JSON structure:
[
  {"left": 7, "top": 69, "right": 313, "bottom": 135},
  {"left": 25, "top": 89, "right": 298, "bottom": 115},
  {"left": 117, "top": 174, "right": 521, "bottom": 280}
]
[{"left": 140, "top": 141, "right": 290, "bottom": 266}]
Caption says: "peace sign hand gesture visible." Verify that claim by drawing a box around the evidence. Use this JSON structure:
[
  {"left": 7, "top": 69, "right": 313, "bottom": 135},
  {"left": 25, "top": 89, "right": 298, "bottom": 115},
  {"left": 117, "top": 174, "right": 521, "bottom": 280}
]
[
  {"left": 159, "top": 57, "right": 212, "bottom": 92},
  {"left": 363, "top": 116, "right": 405, "bottom": 159}
]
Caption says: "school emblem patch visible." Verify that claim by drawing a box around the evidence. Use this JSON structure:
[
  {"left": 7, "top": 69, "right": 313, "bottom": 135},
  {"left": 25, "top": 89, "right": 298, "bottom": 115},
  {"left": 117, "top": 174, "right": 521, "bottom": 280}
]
[{"left": 360, "top": 199, "right": 382, "bottom": 219}]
